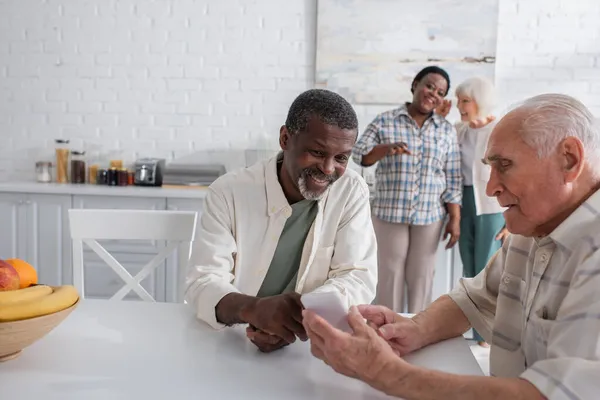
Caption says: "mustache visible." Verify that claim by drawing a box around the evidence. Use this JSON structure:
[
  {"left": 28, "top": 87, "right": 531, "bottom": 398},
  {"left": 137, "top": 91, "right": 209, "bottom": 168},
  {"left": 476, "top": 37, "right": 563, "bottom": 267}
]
[{"left": 301, "top": 168, "right": 338, "bottom": 183}]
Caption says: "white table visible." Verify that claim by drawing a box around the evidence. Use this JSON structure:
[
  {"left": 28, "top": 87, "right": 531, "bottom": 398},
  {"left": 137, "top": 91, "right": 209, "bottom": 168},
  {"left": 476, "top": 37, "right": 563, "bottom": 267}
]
[{"left": 0, "top": 299, "right": 483, "bottom": 399}]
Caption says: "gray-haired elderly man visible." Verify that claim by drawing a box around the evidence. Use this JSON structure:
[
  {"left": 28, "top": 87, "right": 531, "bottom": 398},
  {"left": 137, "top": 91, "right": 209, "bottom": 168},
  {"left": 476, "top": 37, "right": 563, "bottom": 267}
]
[
  {"left": 185, "top": 89, "right": 377, "bottom": 354},
  {"left": 302, "top": 93, "right": 600, "bottom": 399}
]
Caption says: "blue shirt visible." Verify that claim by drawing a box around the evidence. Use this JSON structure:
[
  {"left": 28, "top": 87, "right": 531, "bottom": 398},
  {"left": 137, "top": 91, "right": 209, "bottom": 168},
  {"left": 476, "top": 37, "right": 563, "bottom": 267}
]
[{"left": 352, "top": 104, "right": 462, "bottom": 225}]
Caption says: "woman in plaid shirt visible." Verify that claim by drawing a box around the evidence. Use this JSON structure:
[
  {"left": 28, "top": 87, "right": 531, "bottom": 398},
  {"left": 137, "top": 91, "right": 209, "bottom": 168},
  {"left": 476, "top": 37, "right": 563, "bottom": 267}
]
[{"left": 352, "top": 66, "right": 462, "bottom": 314}]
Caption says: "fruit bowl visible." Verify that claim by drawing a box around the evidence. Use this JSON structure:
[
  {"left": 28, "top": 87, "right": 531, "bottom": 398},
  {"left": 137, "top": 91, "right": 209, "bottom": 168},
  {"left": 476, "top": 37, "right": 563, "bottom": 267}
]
[{"left": 0, "top": 298, "right": 79, "bottom": 362}]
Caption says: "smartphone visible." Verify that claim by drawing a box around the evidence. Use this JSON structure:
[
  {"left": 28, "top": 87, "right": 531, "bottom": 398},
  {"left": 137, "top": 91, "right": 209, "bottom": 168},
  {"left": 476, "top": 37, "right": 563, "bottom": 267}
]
[{"left": 301, "top": 290, "right": 352, "bottom": 333}]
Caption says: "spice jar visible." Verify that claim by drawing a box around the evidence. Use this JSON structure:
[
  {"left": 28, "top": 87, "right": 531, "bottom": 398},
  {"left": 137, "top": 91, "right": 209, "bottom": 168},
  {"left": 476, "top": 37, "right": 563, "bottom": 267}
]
[
  {"left": 107, "top": 168, "right": 119, "bottom": 186},
  {"left": 70, "top": 151, "right": 86, "bottom": 184},
  {"left": 55, "top": 139, "right": 70, "bottom": 183},
  {"left": 96, "top": 169, "right": 108, "bottom": 185},
  {"left": 35, "top": 161, "right": 52, "bottom": 183},
  {"left": 127, "top": 171, "right": 135, "bottom": 186},
  {"left": 88, "top": 164, "right": 99, "bottom": 185},
  {"left": 118, "top": 168, "right": 129, "bottom": 186}
]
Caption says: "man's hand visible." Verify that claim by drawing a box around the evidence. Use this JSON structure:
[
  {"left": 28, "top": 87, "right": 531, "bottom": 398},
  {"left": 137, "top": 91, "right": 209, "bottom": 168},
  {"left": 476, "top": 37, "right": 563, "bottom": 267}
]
[
  {"left": 358, "top": 304, "right": 425, "bottom": 356},
  {"left": 240, "top": 292, "right": 307, "bottom": 344},
  {"left": 303, "top": 306, "right": 411, "bottom": 392},
  {"left": 246, "top": 325, "right": 290, "bottom": 353},
  {"left": 443, "top": 216, "right": 460, "bottom": 249}
]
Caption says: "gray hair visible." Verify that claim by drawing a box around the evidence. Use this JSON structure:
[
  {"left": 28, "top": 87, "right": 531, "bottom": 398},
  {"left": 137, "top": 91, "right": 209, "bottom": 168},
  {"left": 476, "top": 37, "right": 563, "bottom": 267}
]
[
  {"left": 512, "top": 94, "right": 600, "bottom": 165},
  {"left": 285, "top": 89, "right": 358, "bottom": 136},
  {"left": 455, "top": 76, "right": 496, "bottom": 118}
]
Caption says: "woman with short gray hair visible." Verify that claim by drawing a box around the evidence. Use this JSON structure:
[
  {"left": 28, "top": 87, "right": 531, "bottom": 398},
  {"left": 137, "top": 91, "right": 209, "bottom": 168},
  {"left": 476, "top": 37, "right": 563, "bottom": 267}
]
[{"left": 453, "top": 76, "right": 508, "bottom": 346}]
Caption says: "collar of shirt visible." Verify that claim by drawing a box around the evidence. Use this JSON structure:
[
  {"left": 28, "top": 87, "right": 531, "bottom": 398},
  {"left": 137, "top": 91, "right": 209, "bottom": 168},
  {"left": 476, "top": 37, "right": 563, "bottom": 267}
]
[
  {"left": 264, "top": 151, "right": 330, "bottom": 217},
  {"left": 534, "top": 187, "right": 600, "bottom": 249},
  {"left": 392, "top": 102, "right": 444, "bottom": 129}
]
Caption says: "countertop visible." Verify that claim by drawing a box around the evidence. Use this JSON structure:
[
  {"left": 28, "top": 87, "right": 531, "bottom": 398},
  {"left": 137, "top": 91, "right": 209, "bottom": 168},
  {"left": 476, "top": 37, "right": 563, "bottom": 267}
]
[
  {"left": 0, "top": 182, "right": 209, "bottom": 199},
  {"left": 0, "top": 299, "right": 482, "bottom": 400}
]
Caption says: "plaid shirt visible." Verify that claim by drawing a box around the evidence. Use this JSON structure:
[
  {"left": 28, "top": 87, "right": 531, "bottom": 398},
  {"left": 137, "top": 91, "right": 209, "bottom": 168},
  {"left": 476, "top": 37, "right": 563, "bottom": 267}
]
[
  {"left": 352, "top": 104, "right": 462, "bottom": 225},
  {"left": 449, "top": 188, "right": 600, "bottom": 398}
]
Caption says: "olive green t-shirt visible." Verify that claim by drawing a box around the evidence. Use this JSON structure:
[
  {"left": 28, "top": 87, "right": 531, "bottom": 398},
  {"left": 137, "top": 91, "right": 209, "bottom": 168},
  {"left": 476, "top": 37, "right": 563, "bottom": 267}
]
[{"left": 256, "top": 199, "right": 318, "bottom": 297}]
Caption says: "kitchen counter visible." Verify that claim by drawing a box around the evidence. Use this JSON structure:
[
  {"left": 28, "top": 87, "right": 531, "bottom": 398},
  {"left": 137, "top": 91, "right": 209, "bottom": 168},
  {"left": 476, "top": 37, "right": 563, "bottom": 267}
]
[{"left": 0, "top": 182, "right": 209, "bottom": 199}]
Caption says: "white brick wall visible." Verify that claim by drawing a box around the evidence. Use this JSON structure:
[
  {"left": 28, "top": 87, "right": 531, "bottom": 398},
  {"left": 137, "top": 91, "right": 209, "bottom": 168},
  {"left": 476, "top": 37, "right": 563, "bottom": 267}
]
[{"left": 0, "top": 0, "right": 598, "bottom": 180}]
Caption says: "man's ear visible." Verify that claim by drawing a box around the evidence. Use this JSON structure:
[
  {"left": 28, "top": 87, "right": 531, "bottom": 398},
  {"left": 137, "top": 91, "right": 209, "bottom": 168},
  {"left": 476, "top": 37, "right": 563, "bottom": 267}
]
[
  {"left": 561, "top": 136, "right": 585, "bottom": 183},
  {"left": 280, "top": 125, "right": 291, "bottom": 150}
]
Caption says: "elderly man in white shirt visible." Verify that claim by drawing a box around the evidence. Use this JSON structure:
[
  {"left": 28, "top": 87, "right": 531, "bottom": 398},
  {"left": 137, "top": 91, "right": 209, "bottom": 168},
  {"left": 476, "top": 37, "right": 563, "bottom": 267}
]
[
  {"left": 184, "top": 89, "right": 377, "bottom": 353},
  {"left": 302, "top": 93, "right": 600, "bottom": 399}
]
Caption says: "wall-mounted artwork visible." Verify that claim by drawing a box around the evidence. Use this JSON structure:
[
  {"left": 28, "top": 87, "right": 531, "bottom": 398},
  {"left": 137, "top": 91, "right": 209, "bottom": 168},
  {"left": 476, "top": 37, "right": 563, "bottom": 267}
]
[{"left": 316, "top": 0, "right": 499, "bottom": 105}]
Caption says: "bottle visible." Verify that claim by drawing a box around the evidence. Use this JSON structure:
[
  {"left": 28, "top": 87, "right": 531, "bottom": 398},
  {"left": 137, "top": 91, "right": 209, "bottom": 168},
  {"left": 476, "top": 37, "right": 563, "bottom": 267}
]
[
  {"left": 88, "top": 164, "right": 99, "bottom": 185},
  {"left": 55, "top": 139, "right": 70, "bottom": 183},
  {"left": 70, "top": 151, "right": 86, "bottom": 184}
]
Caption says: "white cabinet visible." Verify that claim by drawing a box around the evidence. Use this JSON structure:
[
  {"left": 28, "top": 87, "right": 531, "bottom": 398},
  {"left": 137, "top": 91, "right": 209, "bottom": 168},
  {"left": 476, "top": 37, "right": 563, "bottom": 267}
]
[
  {"left": 0, "top": 193, "right": 27, "bottom": 260},
  {"left": 0, "top": 193, "right": 71, "bottom": 286},
  {"left": 27, "top": 194, "right": 72, "bottom": 286}
]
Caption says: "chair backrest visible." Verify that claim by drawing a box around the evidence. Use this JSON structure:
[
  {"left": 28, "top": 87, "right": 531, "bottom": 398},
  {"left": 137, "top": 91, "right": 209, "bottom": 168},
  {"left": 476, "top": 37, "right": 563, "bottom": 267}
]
[{"left": 68, "top": 209, "right": 198, "bottom": 302}]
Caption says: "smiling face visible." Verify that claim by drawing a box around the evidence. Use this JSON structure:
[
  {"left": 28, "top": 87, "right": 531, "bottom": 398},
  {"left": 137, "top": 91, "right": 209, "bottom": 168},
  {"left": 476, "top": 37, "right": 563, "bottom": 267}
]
[
  {"left": 484, "top": 111, "right": 584, "bottom": 237},
  {"left": 279, "top": 116, "right": 356, "bottom": 202},
  {"left": 457, "top": 94, "right": 479, "bottom": 122},
  {"left": 411, "top": 73, "right": 448, "bottom": 114}
]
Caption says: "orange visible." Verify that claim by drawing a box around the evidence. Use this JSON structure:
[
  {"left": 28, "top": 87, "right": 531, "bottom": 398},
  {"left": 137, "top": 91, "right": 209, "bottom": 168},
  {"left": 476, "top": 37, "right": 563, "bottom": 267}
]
[{"left": 5, "top": 258, "right": 38, "bottom": 288}]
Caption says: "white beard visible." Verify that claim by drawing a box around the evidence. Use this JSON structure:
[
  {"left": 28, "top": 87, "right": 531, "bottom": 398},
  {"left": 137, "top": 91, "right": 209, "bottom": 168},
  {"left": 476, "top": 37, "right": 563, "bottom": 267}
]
[{"left": 298, "top": 175, "right": 326, "bottom": 201}]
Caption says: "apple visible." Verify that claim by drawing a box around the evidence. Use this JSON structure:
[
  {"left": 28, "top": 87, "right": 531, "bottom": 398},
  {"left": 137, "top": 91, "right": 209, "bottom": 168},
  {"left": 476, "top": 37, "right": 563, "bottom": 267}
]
[{"left": 0, "top": 259, "right": 20, "bottom": 291}]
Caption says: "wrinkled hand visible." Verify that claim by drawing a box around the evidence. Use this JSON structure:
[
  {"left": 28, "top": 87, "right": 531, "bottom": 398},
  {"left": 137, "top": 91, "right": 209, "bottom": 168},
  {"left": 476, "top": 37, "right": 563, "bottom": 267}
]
[
  {"left": 246, "top": 325, "right": 290, "bottom": 353},
  {"left": 303, "top": 306, "right": 407, "bottom": 389},
  {"left": 443, "top": 217, "right": 460, "bottom": 249},
  {"left": 435, "top": 99, "right": 452, "bottom": 117},
  {"left": 469, "top": 115, "right": 496, "bottom": 129},
  {"left": 240, "top": 292, "right": 307, "bottom": 345},
  {"left": 358, "top": 305, "right": 424, "bottom": 356},
  {"left": 495, "top": 226, "right": 510, "bottom": 243}
]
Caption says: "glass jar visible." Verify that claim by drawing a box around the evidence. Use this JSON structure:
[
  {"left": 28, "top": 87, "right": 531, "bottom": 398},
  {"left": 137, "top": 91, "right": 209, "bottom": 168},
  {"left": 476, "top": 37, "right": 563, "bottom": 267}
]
[
  {"left": 107, "top": 168, "right": 119, "bottom": 186},
  {"left": 110, "top": 160, "right": 123, "bottom": 169},
  {"left": 88, "top": 164, "right": 99, "bottom": 185},
  {"left": 96, "top": 169, "right": 108, "bottom": 185},
  {"left": 118, "top": 168, "right": 128, "bottom": 186},
  {"left": 35, "top": 161, "right": 52, "bottom": 183},
  {"left": 54, "top": 139, "right": 70, "bottom": 183},
  {"left": 70, "top": 151, "right": 86, "bottom": 184},
  {"left": 127, "top": 171, "right": 135, "bottom": 186}
]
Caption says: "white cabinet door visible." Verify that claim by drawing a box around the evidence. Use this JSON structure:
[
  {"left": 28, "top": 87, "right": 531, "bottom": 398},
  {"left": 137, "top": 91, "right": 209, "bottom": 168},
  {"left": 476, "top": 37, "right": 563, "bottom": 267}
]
[
  {"left": 71, "top": 195, "right": 168, "bottom": 302},
  {"left": 0, "top": 193, "right": 27, "bottom": 260},
  {"left": 164, "top": 197, "right": 204, "bottom": 303},
  {"left": 25, "top": 194, "right": 72, "bottom": 286}
]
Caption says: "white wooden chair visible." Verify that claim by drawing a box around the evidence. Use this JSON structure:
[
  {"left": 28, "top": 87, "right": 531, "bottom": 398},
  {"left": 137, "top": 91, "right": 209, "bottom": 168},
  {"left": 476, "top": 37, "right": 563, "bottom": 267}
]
[{"left": 68, "top": 209, "right": 198, "bottom": 302}]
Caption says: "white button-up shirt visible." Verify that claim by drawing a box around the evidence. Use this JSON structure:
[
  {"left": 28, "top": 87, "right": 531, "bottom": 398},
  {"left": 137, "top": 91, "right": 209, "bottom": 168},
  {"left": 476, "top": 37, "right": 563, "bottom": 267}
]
[
  {"left": 456, "top": 121, "right": 505, "bottom": 215},
  {"left": 184, "top": 154, "right": 378, "bottom": 329},
  {"left": 449, "top": 189, "right": 600, "bottom": 399}
]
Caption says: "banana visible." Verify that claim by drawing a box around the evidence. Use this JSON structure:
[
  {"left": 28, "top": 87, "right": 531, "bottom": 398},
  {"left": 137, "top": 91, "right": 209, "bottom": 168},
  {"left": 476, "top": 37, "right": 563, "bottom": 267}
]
[
  {"left": 0, "top": 285, "right": 53, "bottom": 306},
  {"left": 0, "top": 285, "right": 79, "bottom": 322}
]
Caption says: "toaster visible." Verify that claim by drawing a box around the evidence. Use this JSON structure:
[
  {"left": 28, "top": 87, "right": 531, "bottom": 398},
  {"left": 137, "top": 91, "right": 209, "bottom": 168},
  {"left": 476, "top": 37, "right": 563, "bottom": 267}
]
[{"left": 133, "top": 158, "right": 166, "bottom": 187}]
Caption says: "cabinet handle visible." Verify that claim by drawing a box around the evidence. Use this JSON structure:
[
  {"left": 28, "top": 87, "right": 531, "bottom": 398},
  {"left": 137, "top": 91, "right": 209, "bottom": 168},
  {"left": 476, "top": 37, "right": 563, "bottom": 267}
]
[{"left": 25, "top": 200, "right": 31, "bottom": 205}]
